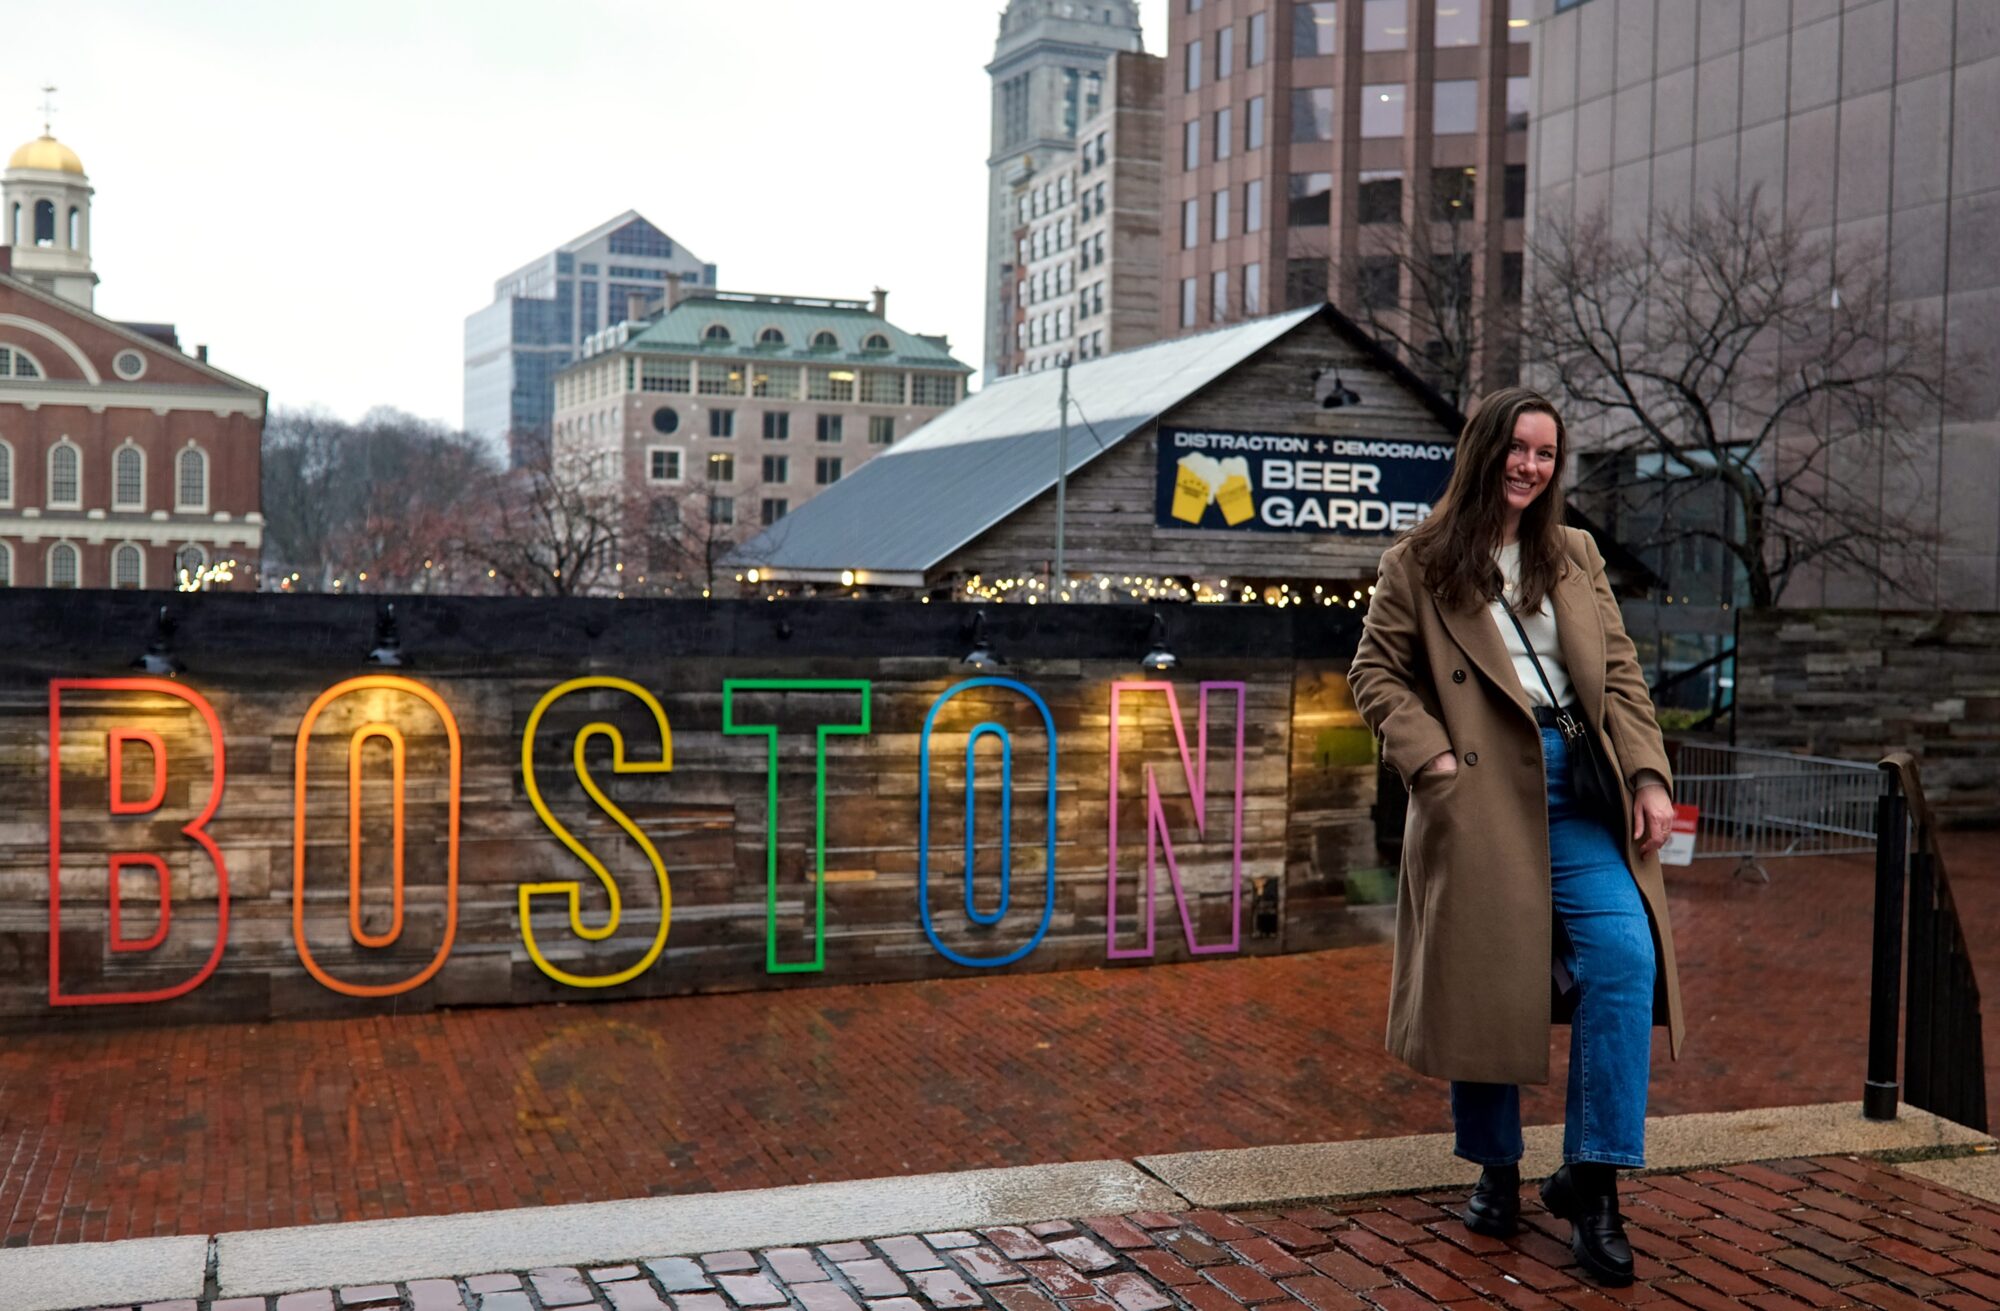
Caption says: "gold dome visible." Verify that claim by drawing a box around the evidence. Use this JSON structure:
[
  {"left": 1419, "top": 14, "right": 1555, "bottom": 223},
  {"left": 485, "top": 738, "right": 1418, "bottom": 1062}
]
[{"left": 8, "top": 134, "right": 84, "bottom": 175}]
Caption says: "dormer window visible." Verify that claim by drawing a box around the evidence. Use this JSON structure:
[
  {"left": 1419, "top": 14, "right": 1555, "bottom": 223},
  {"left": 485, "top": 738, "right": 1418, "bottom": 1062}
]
[
  {"left": 811, "top": 330, "right": 839, "bottom": 350},
  {"left": 703, "top": 324, "right": 733, "bottom": 343},
  {"left": 863, "top": 333, "right": 891, "bottom": 352},
  {"left": 758, "top": 327, "right": 787, "bottom": 347}
]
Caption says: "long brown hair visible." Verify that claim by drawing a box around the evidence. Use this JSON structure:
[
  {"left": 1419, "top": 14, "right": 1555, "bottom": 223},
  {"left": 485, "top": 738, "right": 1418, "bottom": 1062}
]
[{"left": 1404, "top": 386, "right": 1570, "bottom": 614}]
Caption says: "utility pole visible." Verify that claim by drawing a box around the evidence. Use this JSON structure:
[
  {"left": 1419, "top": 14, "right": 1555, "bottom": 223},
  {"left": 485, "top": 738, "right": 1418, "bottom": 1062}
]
[{"left": 1054, "top": 354, "right": 1070, "bottom": 597}]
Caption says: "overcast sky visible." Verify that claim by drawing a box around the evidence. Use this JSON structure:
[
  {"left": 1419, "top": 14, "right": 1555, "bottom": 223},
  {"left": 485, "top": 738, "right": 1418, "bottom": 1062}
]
[{"left": 5, "top": 0, "right": 1168, "bottom": 427}]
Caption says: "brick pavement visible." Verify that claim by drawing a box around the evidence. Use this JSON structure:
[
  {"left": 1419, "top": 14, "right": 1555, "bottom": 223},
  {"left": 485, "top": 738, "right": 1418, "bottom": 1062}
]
[
  {"left": 70, "top": 1154, "right": 2000, "bottom": 1310},
  {"left": 5, "top": 834, "right": 1996, "bottom": 1248}
]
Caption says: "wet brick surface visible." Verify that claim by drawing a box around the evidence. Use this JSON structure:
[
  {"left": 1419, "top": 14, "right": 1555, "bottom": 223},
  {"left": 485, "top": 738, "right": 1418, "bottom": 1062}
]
[
  {"left": 5, "top": 836, "right": 1997, "bottom": 1249},
  {"left": 63, "top": 1155, "right": 2000, "bottom": 1309}
]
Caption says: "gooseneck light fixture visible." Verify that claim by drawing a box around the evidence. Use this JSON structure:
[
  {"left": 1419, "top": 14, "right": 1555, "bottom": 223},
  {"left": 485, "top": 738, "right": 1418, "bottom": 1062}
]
[
  {"left": 960, "top": 610, "right": 1005, "bottom": 670},
  {"left": 1140, "top": 610, "right": 1178, "bottom": 672},
  {"left": 131, "top": 605, "right": 184, "bottom": 677},
  {"left": 366, "top": 603, "right": 405, "bottom": 667}
]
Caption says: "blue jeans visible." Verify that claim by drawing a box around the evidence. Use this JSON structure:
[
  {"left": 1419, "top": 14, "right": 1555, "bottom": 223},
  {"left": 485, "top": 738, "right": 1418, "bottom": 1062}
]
[{"left": 1450, "top": 727, "right": 1656, "bottom": 1168}]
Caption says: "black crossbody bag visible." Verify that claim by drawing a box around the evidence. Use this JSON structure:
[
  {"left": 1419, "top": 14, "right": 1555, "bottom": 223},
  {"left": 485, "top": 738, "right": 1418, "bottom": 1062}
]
[{"left": 1502, "top": 603, "right": 1625, "bottom": 826}]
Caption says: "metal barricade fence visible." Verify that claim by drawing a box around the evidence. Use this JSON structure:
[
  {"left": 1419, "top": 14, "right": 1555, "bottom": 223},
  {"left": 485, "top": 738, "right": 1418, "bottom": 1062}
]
[{"left": 1671, "top": 744, "right": 1888, "bottom": 880}]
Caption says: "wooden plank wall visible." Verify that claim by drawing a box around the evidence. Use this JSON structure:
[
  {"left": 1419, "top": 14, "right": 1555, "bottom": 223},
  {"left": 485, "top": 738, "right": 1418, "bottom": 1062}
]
[{"left": 0, "top": 592, "right": 1380, "bottom": 1030}]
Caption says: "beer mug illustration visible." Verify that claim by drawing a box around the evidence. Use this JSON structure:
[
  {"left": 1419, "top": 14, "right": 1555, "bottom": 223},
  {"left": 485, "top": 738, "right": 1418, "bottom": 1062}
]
[
  {"left": 1171, "top": 454, "right": 1220, "bottom": 523},
  {"left": 1215, "top": 457, "right": 1256, "bottom": 525}
]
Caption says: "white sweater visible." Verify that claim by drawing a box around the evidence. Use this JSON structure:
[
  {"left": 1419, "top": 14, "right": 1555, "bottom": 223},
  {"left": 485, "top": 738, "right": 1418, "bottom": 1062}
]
[{"left": 1490, "top": 542, "right": 1572, "bottom": 709}]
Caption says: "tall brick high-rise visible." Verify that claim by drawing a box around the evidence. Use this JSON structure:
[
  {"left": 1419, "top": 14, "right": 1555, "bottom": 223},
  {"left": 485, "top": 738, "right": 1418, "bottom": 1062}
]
[{"left": 1163, "top": 0, "right": 1532, "bottom": 400}]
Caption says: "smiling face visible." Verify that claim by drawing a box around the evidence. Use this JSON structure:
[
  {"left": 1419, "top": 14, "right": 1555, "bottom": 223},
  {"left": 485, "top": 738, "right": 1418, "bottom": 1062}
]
[{"left": 1502, "top": 409, "right": 1560, "bottom": 526}]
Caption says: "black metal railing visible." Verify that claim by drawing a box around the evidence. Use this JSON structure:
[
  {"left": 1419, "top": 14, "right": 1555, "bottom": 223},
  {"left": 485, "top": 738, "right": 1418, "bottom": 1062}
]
[{"left": 1864, "top": 752, "right": 1988, "bottom": 1130}]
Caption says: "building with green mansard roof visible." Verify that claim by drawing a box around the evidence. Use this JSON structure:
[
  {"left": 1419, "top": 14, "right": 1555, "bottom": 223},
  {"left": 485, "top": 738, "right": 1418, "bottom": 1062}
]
[{"left": 551, "top": 288, "right": 971, "bottom": 568}]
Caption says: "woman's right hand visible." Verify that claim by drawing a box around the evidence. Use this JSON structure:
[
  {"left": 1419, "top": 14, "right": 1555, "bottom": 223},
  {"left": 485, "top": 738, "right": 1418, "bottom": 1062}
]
[{"left": 1419, "top": 750, "right": 1458, "bottom": 778}]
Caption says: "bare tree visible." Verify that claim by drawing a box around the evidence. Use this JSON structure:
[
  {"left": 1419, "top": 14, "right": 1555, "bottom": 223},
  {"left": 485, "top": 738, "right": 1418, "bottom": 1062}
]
[
  {"left": 1523, "top": 189, "right": 1960, "bottom": 610},
  {"left": 451, "top": 453, "right": 628, "bottom": 597},
  {"left": 1350, "top": 204, "right": 1489, "bottom": 409}
]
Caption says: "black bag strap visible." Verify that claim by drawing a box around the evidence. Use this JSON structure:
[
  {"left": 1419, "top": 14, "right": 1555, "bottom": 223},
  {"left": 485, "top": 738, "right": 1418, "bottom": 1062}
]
[{"left": 1501, "top": 603, "right": 1584, "bottom": 739}]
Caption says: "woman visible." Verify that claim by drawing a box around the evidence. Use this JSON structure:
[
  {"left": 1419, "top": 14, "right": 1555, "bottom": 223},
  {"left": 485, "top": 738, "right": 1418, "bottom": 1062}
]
[{"left": 1347, "top": 387, "right": 1683, "bottom": 1288}]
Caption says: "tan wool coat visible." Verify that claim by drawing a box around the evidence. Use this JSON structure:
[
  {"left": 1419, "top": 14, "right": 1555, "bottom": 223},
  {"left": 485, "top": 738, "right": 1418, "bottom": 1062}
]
[{"left": 1348, "top": 526, "right": 1685, "bottom": 1085}]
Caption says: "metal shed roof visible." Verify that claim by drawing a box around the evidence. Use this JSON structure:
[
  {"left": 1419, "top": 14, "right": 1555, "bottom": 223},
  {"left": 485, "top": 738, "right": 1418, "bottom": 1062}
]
[{"left": 729, "top": 306, "right": 1321, "bottom": 580}]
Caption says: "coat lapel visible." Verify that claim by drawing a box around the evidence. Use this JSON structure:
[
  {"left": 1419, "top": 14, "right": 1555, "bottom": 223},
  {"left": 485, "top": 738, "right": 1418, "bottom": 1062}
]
[
  {"left": 1435, "top": 598, "right": 1534, "bottom": 718},
  {"left": 1551, "top": 557, "right": 1606, "bottom": 726}
]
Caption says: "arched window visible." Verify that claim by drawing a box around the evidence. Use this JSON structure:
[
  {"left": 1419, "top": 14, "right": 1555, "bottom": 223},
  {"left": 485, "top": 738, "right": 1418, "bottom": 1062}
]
[
  {"left": 47, "top": 542, "right": 79, "bottom": 588},
  {"left": 863, "top": 333, "right": 891, "bottom": 352},
  {"left": 175, "top": 544, "right": 207, "bottom": 580},
  {"left": 112, "top": 543, "right": 143, "bottom": 589},
  {"left": 67, "top": 207, "right": 80, "bottom": 250},
  {"left": 0, "top": 542, "right": 11, "bottom": 587},
  {"left": 757, "top": 327, "right": 786, "bottom": 346},
  {"left": 0, "top": 346, "right": 43, "bottom": 378},
  {"left": 703, "top": 323, "right": 732, "bottom": 343},
  {"left": 0, "top": 438, "right": 11, "bottom": 505},
  {"left": 48, "top": 442, "right": 80, "bottom": 507},
  {"left": 33, "top": 200, "right": 55, "bottom": 248},
  {"left": 176, "top": 446, "right": 207, "bottom": 510},
  {"left": 811, "top": 330, "right": 839, "bottom": 350},
  {"left": 114, "top": 446, "right": 144, "bottom": 508}
]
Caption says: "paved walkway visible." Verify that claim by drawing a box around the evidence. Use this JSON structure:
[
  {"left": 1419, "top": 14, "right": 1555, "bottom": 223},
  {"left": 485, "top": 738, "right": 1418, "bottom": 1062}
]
[
  {"left": 4, "top": 837, "right": 1996, "bottom": 1249},
  {"left": 58, "top": 1148, "right": 2000, "bottom": 1311}
]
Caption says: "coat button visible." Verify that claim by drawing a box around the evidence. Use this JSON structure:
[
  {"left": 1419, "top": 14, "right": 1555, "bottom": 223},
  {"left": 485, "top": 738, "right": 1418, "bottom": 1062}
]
[
  {"left": 1464, "top": 751, "right": 1479, "bottom": 766},
  {"left": 1452, "top": 669, "right": 1467, "bottom": 683}
]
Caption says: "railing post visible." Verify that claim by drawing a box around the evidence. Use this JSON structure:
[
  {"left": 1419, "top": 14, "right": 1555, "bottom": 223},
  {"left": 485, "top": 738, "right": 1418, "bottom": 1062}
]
[{"left": 1864, "top": 769, "right": 1907, "bottom": 1121}]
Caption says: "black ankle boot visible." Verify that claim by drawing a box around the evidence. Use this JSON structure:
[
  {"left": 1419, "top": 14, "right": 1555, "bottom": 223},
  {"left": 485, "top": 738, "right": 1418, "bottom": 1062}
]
[
  {"left": 1540, "top": 1163, "right": 1633, "bottom": 1287},
  {"left": 1462, "top": 1163, "right": 1521, "bottom": 1238}
]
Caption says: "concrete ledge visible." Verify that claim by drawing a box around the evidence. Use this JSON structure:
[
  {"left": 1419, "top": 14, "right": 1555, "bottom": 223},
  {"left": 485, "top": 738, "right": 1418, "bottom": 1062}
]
[
  {"left": 0, "top": 1234, "right": 209, "bottom": 1311},
  {"left": 216, "top": 1159, "right": 1186, "bottom": 1297},
  {"left": 1137, "top": 1102, "right": 1994, "bottom": 1207},
  {"left": 1898, "top": 1152, "right": 2000, "bottom": 1204}
]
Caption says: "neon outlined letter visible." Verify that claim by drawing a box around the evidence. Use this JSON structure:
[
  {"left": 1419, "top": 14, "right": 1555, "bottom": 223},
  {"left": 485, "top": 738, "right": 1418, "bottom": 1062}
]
[
  {"left": 1106, "top": 680, "right": 1246, "bottom": 959},
  {"left": 519, "top": 677, "right": 673, "bottom": 988},
  {"left": 919, "top": 677, "right": 1057, "bottom": 968},
  {"left": 293, "top": 675, "right": 461, "bottom": 997},
  {"left": 722, "top": 679, "right": 872, "bottom": 974},
  {"left": 49, "top": 678, "right": 229, "bottom": 1006}
]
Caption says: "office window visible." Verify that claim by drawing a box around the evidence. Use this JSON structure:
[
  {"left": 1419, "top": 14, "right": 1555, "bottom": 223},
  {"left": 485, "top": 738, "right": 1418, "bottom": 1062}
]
[
  {"left": 1509, "top": 0, "right": 1532, "bottom": 39},
  {"left": 1183, "top": 198, "right": 1200, "bottom": 249},
  {"left": 1184, "top": 119, "right": 1201, "bottom": 170},
  {"left": 1294, "top": 2, "right": 1337, "bottom": 56},
  {"left": 753, "top": 364, "right": 800, "bottom": 398},
  {"left": 1245, "top": 178, "right": 1265, "bottom": 232},
  {"left": 815, "top": 457, "right": 843, "bottom": 485},
  {"left": 860, "top": 370, "right": 905, "bottom": 404},
  {"left": 807, "top": 368, "right": 855, "bottom": 402},
  {"left": 1433, "top": 165, "right": 1477, "bottom": 218},
  {"left": 763, "top": 411, "right": 790, "bottom": 440},
  {"left": 709, "top": 408, "right": 736, "bottom": 438},
  {"left": 1186, "top": 38, "right": 1203, "bottom": 91},
  {"left": 1505, "top": 163, "right": 1527, "bottom": 219},
  {"left": 1358, "top": 170, "right": 1404, "bottom": 222},
  {"left": 114, "top": 447, "right": 143, "bottom": 508},
  {"left": 1180, "top": 277, "right": 1199, "bottom": 327},
  {"left": 762, "top": 455, "right": 789, "bottom": 483},
  {"left": 869, "top": 416, "right": 896, "bottom": 445},
  {"left": 914, "top": 374, "right": 960, "bottom": 406},
  {"left": 648, "top": 448, "right": 683, "bottom": 482},
  {"left": 1286, "top": 258, "right": 1331, "bottom": 308},
  {"left": 1249, "top": 11, "right": 1268, "bottom": 63},
  {"left": 1358, "top": 257, "right": 1401, "bottom": 309},
  {"left": 1247, "top": 95, "right": 1266, "bottom": 150},
  {"left": 708, "top": 453, "right": 735, "bottom": 482},
  {"left": 1214, "top": 188, "right": 1232, "bottom": 241},
  {"left": 1501, "top": 251, "right": 1525, "bottom": 302},
  {"left": 1435, "top": 0, "right": 1480, "bottom": 46},
  {"left": 1215, "top": 106, "right": 1233, "bottom": 160},
  {"left": 1434, "top": 79, "right": 1479, "bottom": 134},
  {"left": 1291, "top": 87, "right": 1335, "bottom": 141},
  {"left": 710, "top": 495, "right": 735, "bottom": 524},
  {"left": 1217, "top": 25, "right": 1234, "bottom": 76},
  {"left": 1361, "top": 84, "right": 1406, "bottom": 136},
  {"left": 643, "top": 358, "right": 691, "bottom": 392},
  {"left": 1288, "top": 171, "right": 1333, "bottom": 226},
  {"left": 1245, "top": 263, "right": 1264, "bottom": 315},
  {"left": 1211, "top": 269, "right": 1230, "bottom": 322},
  {"left": 698, "top": 360, "right": 746, "bottom": 396},
  {"left": 1507, "top": 75, "right": 1531, "bottom": 130},
  {"left": 761, "top": 498, "right": 788, "bottom": 526},
  {"left": 816, "top": 413, "right": 844, "bottom": 442},
  {"left": 1364, "top": 0, "right": 1408, "bottom": 49}
]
